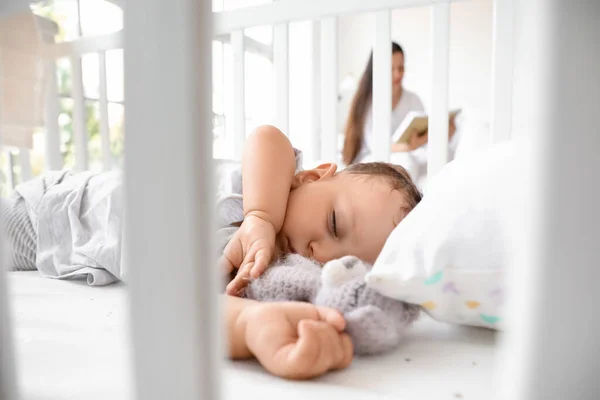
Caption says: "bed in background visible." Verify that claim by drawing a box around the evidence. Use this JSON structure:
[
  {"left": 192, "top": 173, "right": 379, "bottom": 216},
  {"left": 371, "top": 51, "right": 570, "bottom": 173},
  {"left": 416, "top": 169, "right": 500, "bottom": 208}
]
[{"left": 9, "top": 271, "right": 497, "bottom": 400}]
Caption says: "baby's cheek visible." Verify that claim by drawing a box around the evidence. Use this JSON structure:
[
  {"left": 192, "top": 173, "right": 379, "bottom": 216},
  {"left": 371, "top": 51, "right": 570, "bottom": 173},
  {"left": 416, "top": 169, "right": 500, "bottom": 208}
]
[{"left": 363, "top": 235, "right": 389, "bottom": 264}]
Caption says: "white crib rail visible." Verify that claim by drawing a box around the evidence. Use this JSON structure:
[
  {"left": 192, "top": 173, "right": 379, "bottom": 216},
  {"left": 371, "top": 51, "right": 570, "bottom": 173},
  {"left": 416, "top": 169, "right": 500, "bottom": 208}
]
[
  {"left": 0, "top": 5, "right": 18, "bottom": 399},
  {"left": 427, "top": 1, "right": 451, "bottom": 176},
  {"left": 98, "top": 51, "right": 113, "bottom": 170},
  {"left": 70, "top": 55, "right": 88, "bottom": 171},
  {"left": 274, "top": 23, "right": 290, "bottom": 134},
  {"left": 320, "top": 17, "right": 338, "bottom": 161},
  {"left": 43, "top": 59, "right": 62, "bottom": 171},
  {"left": 231, "top": 30, "right": 246, "bottom": 159},
  {"left": 17, "top": 149, "right": 32, "bottom": 181},
  {"left": 372, "top": 11, "right": 392, "bottom": 162},
  {"left": 310, "top": 21, "right": 321, "bottom": 161},
  {"left": 44, "top": 31, "right": 123, "bottom": 59},
  {"left": 0, "top": 256, "right": 17, "bottom": 400},
  {"left": 499, "top": 1, "right": 600, "bottom": 399},
  {"left": 123, "top": 0, "right": 220, "bottom": 399},
  {"left": 213, "top": 0, "right": 443, "bottom": 35}
]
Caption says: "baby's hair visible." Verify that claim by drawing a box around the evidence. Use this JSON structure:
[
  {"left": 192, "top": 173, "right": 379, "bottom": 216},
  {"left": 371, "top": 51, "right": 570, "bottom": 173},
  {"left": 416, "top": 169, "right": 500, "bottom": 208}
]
[
  {"left": 229, "top": 162, "right": 422, "bottom": 230},
  {"left": 340, "top": 162, "right": 422, "bottom": 215}
]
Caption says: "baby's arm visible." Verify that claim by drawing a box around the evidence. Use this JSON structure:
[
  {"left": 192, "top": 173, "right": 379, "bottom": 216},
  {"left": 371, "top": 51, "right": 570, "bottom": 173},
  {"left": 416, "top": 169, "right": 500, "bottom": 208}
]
[
  {"left": 222, "top": 126, "right": 296, "bottom": 293},
  {"left": 242, "top": 125, "right": 296, "bottom": 232},
  {"left": 242, "top": 125, "right": 296, "bottom": 231},
  {"left": 227, "top": 295, "right": 354, "bottom": 379}
]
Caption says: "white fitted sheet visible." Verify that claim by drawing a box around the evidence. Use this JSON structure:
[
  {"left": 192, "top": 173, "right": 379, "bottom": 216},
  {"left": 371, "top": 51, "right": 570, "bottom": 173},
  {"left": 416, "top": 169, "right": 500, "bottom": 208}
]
[{"left": 8, "top": 271, "right": 498, "bottom": 400}]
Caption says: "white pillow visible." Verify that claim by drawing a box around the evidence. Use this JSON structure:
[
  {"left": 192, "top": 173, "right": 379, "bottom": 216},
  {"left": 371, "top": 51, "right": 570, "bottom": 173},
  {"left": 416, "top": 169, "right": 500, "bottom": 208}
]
[{"left": 365, "top": 139, "right": 526, "bottom": 330}]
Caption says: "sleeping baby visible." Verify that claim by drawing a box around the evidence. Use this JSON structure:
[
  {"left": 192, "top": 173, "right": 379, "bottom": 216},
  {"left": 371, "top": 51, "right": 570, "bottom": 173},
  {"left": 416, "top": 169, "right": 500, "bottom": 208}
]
[{"left": 2, "top": 125, "right": 423, "bottom": 379}]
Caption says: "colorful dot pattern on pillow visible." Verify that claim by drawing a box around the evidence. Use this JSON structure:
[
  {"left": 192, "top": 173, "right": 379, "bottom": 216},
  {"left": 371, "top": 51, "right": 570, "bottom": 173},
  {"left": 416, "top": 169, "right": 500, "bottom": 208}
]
[
  {"left": 422, "top": 268, "right": 504, "bottom": 329},
  {"left": 397, "top": 268, "right": 505, "bottom": 330}
]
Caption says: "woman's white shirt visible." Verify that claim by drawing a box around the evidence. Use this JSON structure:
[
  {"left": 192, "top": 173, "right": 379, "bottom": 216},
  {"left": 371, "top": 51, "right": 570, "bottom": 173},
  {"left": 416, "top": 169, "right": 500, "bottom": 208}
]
[
  {"left": 355, "top": 89, "right": 462, "bottom": 189},
  {"left": 358, "top": 89, "right": 425, "bottom": 162}
]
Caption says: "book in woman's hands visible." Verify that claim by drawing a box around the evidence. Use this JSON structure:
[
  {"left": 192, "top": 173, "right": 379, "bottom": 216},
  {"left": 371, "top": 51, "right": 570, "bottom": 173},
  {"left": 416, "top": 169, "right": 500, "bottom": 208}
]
[{"left": 392, "top": 109, "right": 461, "bottom": 144}]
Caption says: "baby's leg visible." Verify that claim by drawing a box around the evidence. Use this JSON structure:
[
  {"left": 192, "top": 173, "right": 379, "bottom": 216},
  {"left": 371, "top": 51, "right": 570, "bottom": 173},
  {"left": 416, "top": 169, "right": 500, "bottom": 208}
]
[{"left": 1, "top": 194, "right": 37, "bottom": 271}]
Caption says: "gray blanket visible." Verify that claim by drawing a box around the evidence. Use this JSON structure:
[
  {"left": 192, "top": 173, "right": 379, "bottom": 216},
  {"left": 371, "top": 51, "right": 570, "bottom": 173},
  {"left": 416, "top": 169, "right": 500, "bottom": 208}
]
[
  {"left": 13, "top": 170, "right": 124, "bottom": 285},
  {"left": 4, "top": 160, "right": 246, "bottom": 286}
]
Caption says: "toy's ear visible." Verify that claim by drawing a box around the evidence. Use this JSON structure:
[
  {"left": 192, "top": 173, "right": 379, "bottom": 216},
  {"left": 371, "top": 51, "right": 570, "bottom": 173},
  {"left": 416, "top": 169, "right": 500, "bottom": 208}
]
[{"left": 321, "top": 256, "right": 368, "bottom": 287}]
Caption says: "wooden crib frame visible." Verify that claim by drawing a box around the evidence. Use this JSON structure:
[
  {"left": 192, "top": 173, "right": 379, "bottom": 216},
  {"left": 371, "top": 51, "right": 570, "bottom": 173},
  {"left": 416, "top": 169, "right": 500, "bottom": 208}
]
[{"left": 2, "top": 0, "right": 599, "bottom": 399}]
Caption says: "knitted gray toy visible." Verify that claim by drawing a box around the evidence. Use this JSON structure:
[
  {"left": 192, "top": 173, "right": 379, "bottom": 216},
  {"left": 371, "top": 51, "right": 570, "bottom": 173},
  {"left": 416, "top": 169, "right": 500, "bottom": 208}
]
[{"left": 244, "top": 254, "right": 420, "bottom": 355}]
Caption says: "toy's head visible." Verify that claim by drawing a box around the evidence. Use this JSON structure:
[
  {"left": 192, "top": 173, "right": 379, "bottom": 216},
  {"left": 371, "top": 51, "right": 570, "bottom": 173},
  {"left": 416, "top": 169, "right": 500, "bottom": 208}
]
[{"left": 315, "top": 256, "right": 420, "bottom": 322}]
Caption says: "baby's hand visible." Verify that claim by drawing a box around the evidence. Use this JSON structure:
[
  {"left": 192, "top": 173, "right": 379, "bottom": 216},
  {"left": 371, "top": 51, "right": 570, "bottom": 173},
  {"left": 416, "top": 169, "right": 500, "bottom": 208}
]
[
  {"left": 241, "top": 302, "right": 353, "bottom": 379},
  {"left": 221, "top": 213, "right": 277, "bottom": 295}
]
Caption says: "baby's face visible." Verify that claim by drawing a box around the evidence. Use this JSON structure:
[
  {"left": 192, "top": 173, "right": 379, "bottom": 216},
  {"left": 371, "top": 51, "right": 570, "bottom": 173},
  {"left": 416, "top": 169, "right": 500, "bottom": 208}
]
[{"left": 277, "top": 167, "right": 409, "bottom": 265}]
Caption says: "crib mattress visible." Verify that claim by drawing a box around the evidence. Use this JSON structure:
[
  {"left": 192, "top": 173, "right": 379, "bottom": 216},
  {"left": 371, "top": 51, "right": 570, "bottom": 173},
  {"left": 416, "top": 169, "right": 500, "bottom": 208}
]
[{"left": 8, "top": 271, "right": 498, "bottom": 400}]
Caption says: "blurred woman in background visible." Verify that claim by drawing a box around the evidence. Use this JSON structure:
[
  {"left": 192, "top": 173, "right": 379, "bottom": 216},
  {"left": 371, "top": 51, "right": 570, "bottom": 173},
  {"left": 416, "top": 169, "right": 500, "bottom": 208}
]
[{"left": 342, "top": 42, "right": 425, "bottom": 165}]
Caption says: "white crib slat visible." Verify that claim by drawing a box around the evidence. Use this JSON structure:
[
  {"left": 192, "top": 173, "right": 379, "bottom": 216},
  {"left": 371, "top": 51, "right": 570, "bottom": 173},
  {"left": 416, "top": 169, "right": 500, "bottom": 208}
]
[
  {"left": 500, "top": 2, "right": 600, "bottom": 399},
  {"left": 45, "top": 60, "right": 63, "bottom": 171},
  {"left": 427, "top": 1, "right": 450, "bottom": 177},
  {"left": 6, "top": 150, "right": 15, "bottom": 189},
  {"left": 42, "top": 30, "right": 123, "bottom": 59},
  {"left": 310, "top": 20, "right": 321, "bottom": 162},
  {"left": 0, "top": 47, "right": 14, "bottom": 392},
  {"left": 0, "top": 8, "right": 27, "bottom": 400},
  {"left": 214, "top": 0, "right": 445, "bottom": 36},
  {"left": 18, "top": 148, "right": 32, "bottom": 182},
  {"left": 0, "top": 34, "right": 18, "bottom": 395},
  {"left": 215, "top": 34, "right": 273, "bottom": 61},
  {"left": 0, "top": 243, "right": 18, "bottom": 400},
  {"left": 124, "top": 0, "right": 220, "bottom": 399},
  {"left": 320, "top": 17, "right": 337, "bottom": 161},
  {"left": 98, "top": 51, "right": 112, "bottom": 170},
  {"left": 490, "top": 0, "right": 514, "bottom": 143},
  {"left": 372, "top": 11, "right": 392, "bottom": 162},
  {"left": 274, "top": 23, "right": 289, "bottom": 134},
  {"left": 71, "top": 56, "right": 88, "bottom": 171},
  {"left": 231, "top": 30, "right": 246, "bottom": 160},
  {"left": 0, "top": 160, "right": 17, "bottom": 400}
]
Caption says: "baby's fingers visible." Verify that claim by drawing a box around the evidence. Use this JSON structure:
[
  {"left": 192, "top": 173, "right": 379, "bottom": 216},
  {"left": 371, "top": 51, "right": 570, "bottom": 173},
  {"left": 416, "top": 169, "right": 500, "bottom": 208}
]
[
  {"left": 221, "top": 236, "right": 244, "bottom": 271},
  {"left": 250, "top": 248, "right": 271, "bottom": 278},
  {"left": 289, "top": 320, "right": 353, "bottom": 378},
  {"left": 313, "top": 306, "right": 347, "bottom": 332},
  {"left": 226, "top": 261, "right": 255, "bottom": 296}
]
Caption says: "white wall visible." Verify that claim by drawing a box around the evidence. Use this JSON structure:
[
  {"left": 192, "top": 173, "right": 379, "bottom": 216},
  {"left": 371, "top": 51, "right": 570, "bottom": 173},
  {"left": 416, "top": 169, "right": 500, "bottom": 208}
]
[{"left": 337, "top": 0, "right": 494, "bottom": 131}]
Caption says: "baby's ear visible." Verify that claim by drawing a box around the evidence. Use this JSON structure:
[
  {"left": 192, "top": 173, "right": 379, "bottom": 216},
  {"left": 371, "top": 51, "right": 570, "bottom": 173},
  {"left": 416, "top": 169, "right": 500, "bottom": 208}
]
[
  {"left": 322, "top": 256, "right": 368, "bottom": 287},
  {"left": 291, "top": 163, "right": 337, "bottom": 189}
]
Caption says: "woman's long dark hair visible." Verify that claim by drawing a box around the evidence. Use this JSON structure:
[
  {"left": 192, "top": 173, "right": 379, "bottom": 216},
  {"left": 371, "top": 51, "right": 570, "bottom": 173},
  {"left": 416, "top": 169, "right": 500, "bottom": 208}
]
[{"left": 342, "top": 42, "right": 404, "bottom": 165}]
